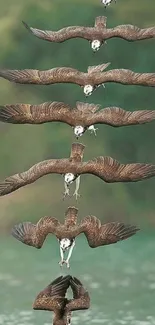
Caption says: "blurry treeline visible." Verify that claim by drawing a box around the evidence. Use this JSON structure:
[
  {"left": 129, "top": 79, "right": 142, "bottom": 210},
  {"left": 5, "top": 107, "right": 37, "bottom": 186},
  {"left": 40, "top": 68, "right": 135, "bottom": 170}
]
[{"left": 0, "top": 0, "right": 155, "bottom": 232}]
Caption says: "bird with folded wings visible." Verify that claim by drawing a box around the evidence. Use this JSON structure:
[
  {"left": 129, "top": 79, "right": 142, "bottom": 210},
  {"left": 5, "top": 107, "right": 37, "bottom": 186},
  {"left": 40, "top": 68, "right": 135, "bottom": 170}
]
[
  {"left": 0, "top": 63, "right": 155, "bottom": 97},
  {"left": 11, "top": 206, "right": 139, "bottom": 268},
  {"left": 0, "top": 101, "right": 155, "bottom": 139},
  {"left": 33, "top": 275, "right": 90, "bottom": 325},
  {"left": 22, "top": 15, "right": 155, "bottom": 52},
  {"left": 1, "top": 142, "right": 155, "bottom": 200}
]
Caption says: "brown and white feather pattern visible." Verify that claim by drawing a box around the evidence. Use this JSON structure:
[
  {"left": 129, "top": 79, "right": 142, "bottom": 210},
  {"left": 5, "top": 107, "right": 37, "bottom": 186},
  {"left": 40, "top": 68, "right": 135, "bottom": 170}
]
[
  {"left": 33, "top": 275, "right": 90, "bottom": 324},
  {"left": 11, "top": 206, "right": 139, "bottom": 250},
  {"left": 0, "top": 101, "right": 155, "bottom": 128},
  {"left": 1, "top": 154, "right": 155, "bottom": 196},
  {"left": 0, "top": 142, "right": 85, "bottom": 196},
  {"left": 66, "top": 277, "right": 90, "bottom": 312},
  {"left": 0, "top": 64, "right": 155, "bottom": 88},
  {"left": 22, "top": 17, "right": 155, "bottom": 43},
  {"left": 64, "top": 207, "right": 78, "bottom": 227},
  {"left": 33, "top": 275, "right": 71, "bottom": 313}
]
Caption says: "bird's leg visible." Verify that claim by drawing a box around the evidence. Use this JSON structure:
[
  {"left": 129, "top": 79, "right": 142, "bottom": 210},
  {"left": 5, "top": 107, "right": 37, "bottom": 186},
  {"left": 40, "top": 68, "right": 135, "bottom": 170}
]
[
  {"left": 65, "top": 241, "right": 75, "bottom": 268},
  {"left": 73, "top": 176, "right": 80, "bottom": 200},
  {"left": 88, "top": 125, "right": 98, "bottom": 136},
  {"left": 59, "top": 246, "right": 65, "bottom": 267},
  {"left": 63, "top": 182, "right": 70, "bottom": 200}
]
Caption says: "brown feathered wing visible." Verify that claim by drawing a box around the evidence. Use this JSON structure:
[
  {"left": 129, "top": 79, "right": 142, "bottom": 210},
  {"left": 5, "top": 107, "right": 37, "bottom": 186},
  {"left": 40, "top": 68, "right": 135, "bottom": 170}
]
[
  {"left": 0, "top": 158, "right": 69, "bottom": 196},
  {"left": 66, "top": 277, "right": 90, "bottom": 311},
  {"left": 77, "top": 156, "right": 155, "bottom": 182},
  {"left": 33, "top": 275, "right": 71, "bottom": 311},
  {"left": 80, "top": 216, "right": 139, "bottom": 248},
  {"left": 11, "top": 216, "right": 60, "bottom": 248},
  {"left": 86, "top": 107, "right": 155, "bottom": 127},
  {"left": 0, "top": 102, "right": 73, "bottom": 125}
]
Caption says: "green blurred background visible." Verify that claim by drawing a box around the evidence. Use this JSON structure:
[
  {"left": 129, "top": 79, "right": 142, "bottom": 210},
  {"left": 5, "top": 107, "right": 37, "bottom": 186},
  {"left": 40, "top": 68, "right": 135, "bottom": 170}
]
[{"left": 0, "top": 0, "right": 155, "bottom": 324}]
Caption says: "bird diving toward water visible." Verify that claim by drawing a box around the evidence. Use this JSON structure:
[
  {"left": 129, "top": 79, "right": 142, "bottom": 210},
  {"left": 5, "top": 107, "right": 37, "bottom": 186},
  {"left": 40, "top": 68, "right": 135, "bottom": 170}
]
[
  {"left": 1, "top": 143, "right": 155, "bottom": 199},
  {"left": 11, "top": 206, "right": 139, "bottom": 268},
  {"left": 0, "top": 101, "right": 155, "bottom": 139},
  {"left": 0, "top": 63, "right": 155, "bottom": 97},
  {"left": 33, "top": 275, "right": 90, "bottom": 325},
  {"left": 22, "top": 15, "right": 155, "bottom": 52}
]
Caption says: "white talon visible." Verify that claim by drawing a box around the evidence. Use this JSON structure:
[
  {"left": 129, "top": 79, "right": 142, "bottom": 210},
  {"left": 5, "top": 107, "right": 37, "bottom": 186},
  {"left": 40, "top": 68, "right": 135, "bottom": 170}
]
[
  {"left": 65, "top": 260, "right": 70, "bottom": 269},
  {"left": 59, "top": 260, "right": 65, "bottom": 267},
  {"left": 88, "top": 125, "right": 98, "bottom": 136},
  {"left": 63, "top": 182, "right": 70, "bottom": 200},
  {"left": 73, "top": 190, "right": 80, "bottom": 200}
]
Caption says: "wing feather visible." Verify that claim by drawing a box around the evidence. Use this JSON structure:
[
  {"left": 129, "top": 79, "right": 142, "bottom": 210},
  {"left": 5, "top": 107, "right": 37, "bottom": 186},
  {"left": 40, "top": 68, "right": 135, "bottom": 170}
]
[
  {"left": 112, "top": 25, "right": 155, "bottom": 41},
  {"left": 0, "top": 102, "right": 73, "bottom": 125},
  {"left": 11, "top": 216, "right": 60, "bottom": 248},
  {"left": 66, "top": 277, "right": 90, "bottom": 312},
  {"left": 93, "top": 69, "right": 155, "bottom": 87},
  {"left": 0, "top": 67, "right": 84, "bottom": 85},
  {"left": 86, "top": 107, "right": 155, "bottom": 127},
  {"left": 0, "top": 158, "right": 69, "bottom": 196},
  {"left": 77, "top": 156, "right": 155, "bottom": 182},
  {"left": 23, "top": 21, "right": 91, "bottom": 42},
  {"left": 33, "top": 275, "right": 71, "bottom": 312},
  {"left": 81, "top": 216, "right": 139, "bottom": 248}
]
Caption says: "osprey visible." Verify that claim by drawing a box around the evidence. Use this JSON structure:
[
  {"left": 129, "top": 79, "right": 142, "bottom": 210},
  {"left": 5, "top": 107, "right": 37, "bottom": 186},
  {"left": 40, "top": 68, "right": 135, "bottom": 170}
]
[
  {"left": 0, "top": 101, "right": 155, "bottom": 139},
  {"left": 0, "top": 63, "right": 155, "bottom": 97},
  {"left": 33, "top": 275, "right": 90, "bottom": 325},
  {"left": 22, "top": 16, "right": 155, "bottom": 53},
  {"left": 11, "top": 206, "right": 139, "bottom": 268},
  {"left": 1, "top": 143, "right": 155, "bottom": 199}
]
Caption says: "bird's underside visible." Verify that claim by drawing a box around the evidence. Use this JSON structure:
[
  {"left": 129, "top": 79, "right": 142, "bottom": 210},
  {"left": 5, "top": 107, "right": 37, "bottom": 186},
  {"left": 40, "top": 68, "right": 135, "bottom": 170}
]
[
  {"left": 11, "top": 206, "right": 139, "bottom": 268},
  {"left": 0, "top": 64, "right": 155, "bottom": 96},
  {"left": 22, "top": 15, "right": 155, "bottom": 50},
  {"left": 1, "top": 154, "right": 155, "bottom": 199},
  {"left": 0, "top": 101, "right": 155, "bottom": 139}
]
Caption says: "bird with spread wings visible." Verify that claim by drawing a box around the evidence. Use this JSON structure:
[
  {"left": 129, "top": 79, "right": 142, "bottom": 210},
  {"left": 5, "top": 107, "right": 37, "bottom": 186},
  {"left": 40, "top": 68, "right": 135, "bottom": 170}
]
[
  {"left": 1, "top": 142, "right": 155, "bottom": 200},
  {"left": 22, "top": 15, "right": 155, "bottom": 52},
  {"left": 0, "top": 63, "right": 155, "bottom": 97},
  {"left": 33, "top": 275, "right": 90, "bottom": 325},
  {"left": 0, "top": 101, "right": 155, "bottom": 139},
  {"left": 11, "top": 206, "right": 139, "bottom": 268}
]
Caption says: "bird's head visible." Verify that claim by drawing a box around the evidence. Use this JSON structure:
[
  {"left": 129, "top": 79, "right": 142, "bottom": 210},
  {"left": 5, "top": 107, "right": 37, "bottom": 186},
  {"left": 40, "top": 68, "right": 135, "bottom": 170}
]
[
  {"left": 101, "top": 0, "right": 112, "bottom": 6},
  {"left": 74, "top": 125, "right": 85, "bottom": 139},
  {"left": 83, "top": 84, "right": 94, "bottom": 97},
  {"left": 91, "top": 40, "right": 102, "bottom": 52},
  {"left": 60, "top": 238, "right": 72, "bottom": 251},
  {"left": 64, "top": 173, "right": 76, "bottom": 184}
]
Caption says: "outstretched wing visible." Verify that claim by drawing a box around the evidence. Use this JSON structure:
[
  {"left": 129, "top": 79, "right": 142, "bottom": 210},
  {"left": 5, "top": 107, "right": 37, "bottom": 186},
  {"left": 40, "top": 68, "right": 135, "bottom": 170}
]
[
  {"left": 112, "top": 24, "right": 155, "bottom": 41},
  {"left": 33, "top": 275, "right": 71, "bottom": 312},
  {"left": 0, "top": 102, "right": 73, "bottom": 125},
  {"left": 0, "top": 158, "right": 69, "bottom": 196},
  {"left": 23, "top": 21, "right": 90, "bottom": 42},
  {"left": 86, "top": 107, "right": 155, "bottom": 127},
  {"left": 94, "top": 68, "right": 155, "bottom": 87},
  {"left": 81, "top": 216, "right": 139, "bottom": 248},
  {"left": 77, "top": 156, "right": 155, "bottom": 182},
  {"left": 66, "top": 277, "right": 90, "bottom": 311},
  {"left": 11, "top": 216, "right": 60, "bottom": 248},
  {"left": 0, "top": 67, "right": 84, "bottom": 85}
]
